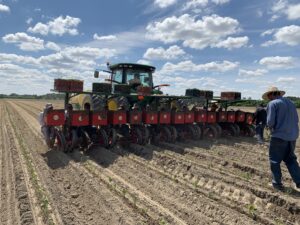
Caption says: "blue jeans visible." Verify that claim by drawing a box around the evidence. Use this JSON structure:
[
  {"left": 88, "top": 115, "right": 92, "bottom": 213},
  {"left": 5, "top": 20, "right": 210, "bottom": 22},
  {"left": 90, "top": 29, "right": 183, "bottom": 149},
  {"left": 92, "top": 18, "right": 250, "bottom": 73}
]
[
  {"left": 269, "top": 137, "right": 300, "bottom": 186},
  {"left": 255, "top": 123, "right": 265, "bottom": 143}
]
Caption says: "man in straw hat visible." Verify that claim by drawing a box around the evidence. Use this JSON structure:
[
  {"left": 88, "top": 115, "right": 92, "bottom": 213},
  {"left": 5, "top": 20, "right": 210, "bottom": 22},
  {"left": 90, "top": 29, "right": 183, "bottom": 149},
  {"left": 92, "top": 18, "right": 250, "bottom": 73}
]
[{"left": 263, "top": 86, "right": 300, "bottom": 191}]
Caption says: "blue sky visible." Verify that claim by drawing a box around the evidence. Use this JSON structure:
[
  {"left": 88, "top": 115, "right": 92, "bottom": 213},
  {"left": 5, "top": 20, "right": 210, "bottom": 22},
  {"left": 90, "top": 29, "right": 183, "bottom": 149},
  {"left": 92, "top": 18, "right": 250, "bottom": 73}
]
[{"left": 0, "top": 0, "right": 299, "bottom": 99}]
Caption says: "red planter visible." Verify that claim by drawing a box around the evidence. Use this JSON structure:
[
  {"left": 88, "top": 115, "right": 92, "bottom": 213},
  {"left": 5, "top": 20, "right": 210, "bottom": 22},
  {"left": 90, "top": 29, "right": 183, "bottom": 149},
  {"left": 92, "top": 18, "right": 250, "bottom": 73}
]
[
  {"left": 70, "top": 111, "right": 90, "bottom": 126},
  {"left": 171, "top": 112, "right": 185, "bottom": 124},
  {"left": 128, "top": 111, "right": 142, "bottom": 124},
  {"left": 44, "top": 110, "right": 65, "bottom": 126},
  {"left": 218, "top": 111, "right": 227, "bottom": 122},
  {"left": 91, "top": 111, "right": 108, "bottom": 126},
  {"left": 227, "top": 111, "right": 236, "bottom": 123},
  {"left": 159, "top": 111, "right": 171, "bottom": 124},
  {"left": 195, "top": 110, "right": 207, "bottom": 123},
  {"left": 184, "top": 111, "right": 195, "bottom": 124},
  {"left": 236, "top": 111, "right": 245, "bottom": 122},
  {"left": 207, "top": 112, "right": 217, "bottom": 123},
  {"left": 108, "top": 111, "right": 127, "bottom": 125},
  {"left": 245, "top": 113, "right": 254, "bottom": 124},
  {"left": 143, "top": 111, "right": 158, "bottom": 124}
]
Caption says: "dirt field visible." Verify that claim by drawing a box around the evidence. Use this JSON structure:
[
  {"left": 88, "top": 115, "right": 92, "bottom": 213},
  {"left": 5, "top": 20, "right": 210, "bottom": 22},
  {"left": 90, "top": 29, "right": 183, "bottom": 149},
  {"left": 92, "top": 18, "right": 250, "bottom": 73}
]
[{"left": 1, "top": 99, "right": 300, "bottom": 225}]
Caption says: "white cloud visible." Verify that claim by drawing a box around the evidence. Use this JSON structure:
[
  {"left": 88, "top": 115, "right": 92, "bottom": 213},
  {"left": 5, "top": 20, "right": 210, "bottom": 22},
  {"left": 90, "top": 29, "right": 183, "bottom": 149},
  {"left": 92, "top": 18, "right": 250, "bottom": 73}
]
[
  {"left": 261, "top": 25, "right": 300, "bottom": 46},
  {"left": 146, "top": 14, "right": 241, "bottom": 50},
  {"left": 0, "top": 4, "right": 10, "bottom": 12},
  {"left": 214, "top": 36, "right": 249, "bottom": 49},
  {"left": 211, "top": 0, "right": 230, "bottom": 5},
  {"left": 136, "top": 59, "right": 151, "bottom": 65},
  {"left": 276, "top": 77, "right": 296, "bottom": 82},
  {"left": 183, "top": 0, "right": 209, "bottom": 10},
  {"left": 45, "top": 42, "right": 61, "bottom": 51},
  {"left": 26, "top": 18, "right": 33, "bottom": 25},
  {"left": 238, "top": 69, "right": 268, "bottom": 77},
  {"left": 274, "top": 25, "right": 300, "bottom": 46},
  {"left": 28, "top": 15, "right": 81, "bottom": 36},
  {"left": 287, "top": 4, "right": 300, "bottom": 20},
  {"left": 93, "top": 34, "right": 117, "bottom": 41},
  {"left": 154, "top": 0, "right": 176, "bottom": 8},
  {"left": 0, "top": 53, "right": 38, "bottom": 65},
  {"left": 160, "top": 60, "right": 239, "bottom": 74},
  {"left": 183, "top": 0, "right": 230, "bottom": 10},
  {"left": 270, "top": 1, "right": 300, "bottom": 21},
  {"left": 259, "top": 56, "right": 296, "bottom": 69},
  {"left": 2, "top": 32, "right": 44, "bottom": 51},
  {"left": 143, "top": 45, "right": 185, "bottom": 60}
]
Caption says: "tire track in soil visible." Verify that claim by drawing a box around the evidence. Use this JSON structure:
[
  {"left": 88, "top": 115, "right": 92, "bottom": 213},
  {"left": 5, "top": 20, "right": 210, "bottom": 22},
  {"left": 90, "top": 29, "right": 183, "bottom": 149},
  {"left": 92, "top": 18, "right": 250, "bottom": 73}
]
[
  {"left": 0, "top": 100, "right": 39, "bottom": 225},
  {"left": 0, "top": 102, "right": 19, "bottom": 225},
  {"left": 12, "top": 100, "right": 263, "bottom": 225},
  {"left": 13, "top": 99, "right": 300, "bottom": 225},
  {"left": 7, "top": 100, "right": 172, "bottom": 225}
]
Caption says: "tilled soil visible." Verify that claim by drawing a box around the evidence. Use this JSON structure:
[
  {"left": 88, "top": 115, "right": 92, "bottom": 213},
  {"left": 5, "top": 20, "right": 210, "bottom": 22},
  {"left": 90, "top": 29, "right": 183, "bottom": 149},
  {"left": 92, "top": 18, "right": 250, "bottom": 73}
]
[{"left": 1, "top": 99, "right": 300, "bottom": 225}]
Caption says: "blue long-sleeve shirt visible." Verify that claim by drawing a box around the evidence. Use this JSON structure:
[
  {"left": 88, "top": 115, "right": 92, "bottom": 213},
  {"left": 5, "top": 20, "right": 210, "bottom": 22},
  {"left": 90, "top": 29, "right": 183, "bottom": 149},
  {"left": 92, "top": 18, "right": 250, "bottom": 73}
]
[{"left": 267, "top": 97, "right": 299, "bottom": 141}]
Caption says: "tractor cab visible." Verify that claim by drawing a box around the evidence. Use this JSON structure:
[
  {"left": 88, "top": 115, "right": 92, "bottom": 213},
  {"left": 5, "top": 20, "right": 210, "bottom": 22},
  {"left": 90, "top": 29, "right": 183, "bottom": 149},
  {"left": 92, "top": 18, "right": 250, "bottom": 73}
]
[{"left": 109, "top": 63, "right": 154, "bottom": 89}]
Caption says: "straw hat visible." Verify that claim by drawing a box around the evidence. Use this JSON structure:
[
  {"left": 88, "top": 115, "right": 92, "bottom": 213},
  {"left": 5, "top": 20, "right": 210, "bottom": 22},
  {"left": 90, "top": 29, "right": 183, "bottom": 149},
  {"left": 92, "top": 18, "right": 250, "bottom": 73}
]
[{"left": 262, "top": 86, "right": 285, "bottom": 100}]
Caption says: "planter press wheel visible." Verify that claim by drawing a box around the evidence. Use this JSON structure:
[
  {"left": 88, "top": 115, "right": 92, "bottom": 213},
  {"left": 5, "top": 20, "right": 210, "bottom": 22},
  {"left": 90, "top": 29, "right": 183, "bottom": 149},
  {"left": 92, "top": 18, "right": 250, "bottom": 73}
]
[
  {"left": 193, "top": 125, "right": 202, "bottom": 140},
  {"left": 106, "top": 128, "right": 117, "bottom": 148},
  {"left": 228, "top": 123, "right": 238, "bottom": 137},
  {"left": 204, "top": 124, "right": 218, "bottom": 139},
  {"left": 167, "top": 125, "right": 178, "bottom": 142},
  {"left": 159, "top": 126, "right": 172, "bottom": 143},
  {"left": 214, "top": 123, "right": 222, "bottom": 138},
  {"left": 130, "top": 126, "right": 143, "bottom": 145},
  {"left": 232, "top": 123, "right": 241, "bottom": 136},
  {"left": 242, "top": 124, "right": 255, "bottom": 137},
  {"left": 54, "top": 128, "right": 67, "bottom": 152},
  {"left": 97, "top": 128, "right": 109, "bottom": 148},
  {"left": 186, "top": 124, "right": 198, "bottom": 140},
  {"left": 141, "top": 126, "right": 150, "bottom": 145}
]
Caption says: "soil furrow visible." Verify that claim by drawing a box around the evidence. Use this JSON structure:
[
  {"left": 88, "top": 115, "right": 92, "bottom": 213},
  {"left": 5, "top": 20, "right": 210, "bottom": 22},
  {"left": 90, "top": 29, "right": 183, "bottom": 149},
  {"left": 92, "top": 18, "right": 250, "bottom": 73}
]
[{"left": 7, "top": 100, "right": 160, "bottom": 225}]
